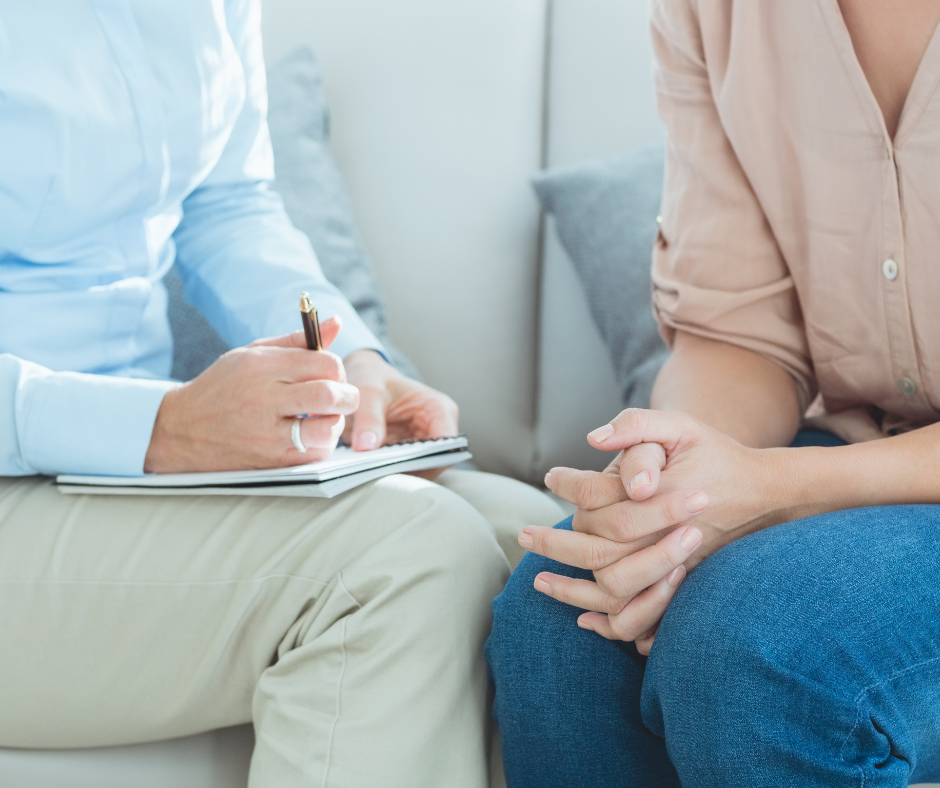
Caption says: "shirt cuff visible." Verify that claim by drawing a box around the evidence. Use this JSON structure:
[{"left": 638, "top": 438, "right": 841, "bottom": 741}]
[{"left": 20, "top": 369, "right": 178, "bottom": 476}]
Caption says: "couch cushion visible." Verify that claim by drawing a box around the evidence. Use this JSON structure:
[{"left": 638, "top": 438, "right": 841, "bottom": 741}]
[{"left": 532, "top": 144, "right": 669, "bottom": 410}]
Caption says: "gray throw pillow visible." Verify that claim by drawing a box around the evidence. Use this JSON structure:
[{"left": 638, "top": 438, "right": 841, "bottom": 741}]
[
  {"left": 532, "top": 144, "right": 669, "bottom": 409},
  {"left": 168, "top": 46, "right": 418, "bottom": 382}
]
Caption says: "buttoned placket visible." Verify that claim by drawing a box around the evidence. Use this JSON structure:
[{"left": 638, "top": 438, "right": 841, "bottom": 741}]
[
  {"left": 887, "top": 21, "right": 940, "bottom": 421},
  {"left": 819, "top": 0, "right": 940, "bottom": 423},
  {"left": 879, "top": 143, "right": 931, "bottom": 417}
]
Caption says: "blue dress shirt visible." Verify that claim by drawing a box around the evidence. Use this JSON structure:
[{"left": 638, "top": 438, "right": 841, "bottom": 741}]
[{"left": 0, "top": 0, "right": 384, "bottom": 477}]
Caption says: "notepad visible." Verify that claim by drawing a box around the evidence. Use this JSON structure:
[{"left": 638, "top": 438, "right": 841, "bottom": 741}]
[{"left": 56, "top": 436, "right": 471, "bottom": 499}]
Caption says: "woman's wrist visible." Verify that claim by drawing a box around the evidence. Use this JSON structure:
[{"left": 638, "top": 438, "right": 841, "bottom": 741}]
[
  {"left": 736, "top": 421, "right": 940, "bottom": 540},
  {"left": 757, "top": 442, "right": 891, "bottom": 528},
  {"left": 709, "top": 445, "right": 797, "bottom": 544},
  {"left": 715, "top": 444, "right": 840, "bottom": 545},
  {"left": 755, "top": 445, "right": 829, "bottom": 527}
]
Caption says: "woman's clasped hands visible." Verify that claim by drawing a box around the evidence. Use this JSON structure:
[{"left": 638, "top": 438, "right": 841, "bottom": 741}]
[{"left": 520, "top": 408, "right": 783, "bottom": 654}]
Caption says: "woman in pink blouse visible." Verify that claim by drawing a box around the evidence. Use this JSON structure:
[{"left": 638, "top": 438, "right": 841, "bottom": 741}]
[{"left": 488, "top": 1, "right": 940, "bottom": 785}]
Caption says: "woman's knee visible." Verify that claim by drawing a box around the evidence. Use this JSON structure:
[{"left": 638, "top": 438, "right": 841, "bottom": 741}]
[
  {"left": 648, "top": 504, "right": 940, "bottom": 675},
  {"left": 487, "top": 518, "right": 586, "bottom": 661},
  {"left": 487, "top": 517, "right": 639, "bottom": 713},
  {"left": 637, "top": 521, "right": 829, "bottom": 777},
  {"left": 642, "top": 506, "right": 940, "bottom": 778},
  {"left": 642, "top": 514, "right": 845, "bottom": 720},
  {"left": 488, "top": 518, "right": 659, "bottom": 785}
]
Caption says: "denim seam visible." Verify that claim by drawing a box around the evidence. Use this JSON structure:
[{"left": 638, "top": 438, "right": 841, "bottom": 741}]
[{"left": 838, "top": 653, "right": 940, "bottom": 786}]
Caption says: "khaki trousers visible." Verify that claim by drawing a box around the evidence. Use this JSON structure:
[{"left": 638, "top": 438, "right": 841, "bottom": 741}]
[{"left": 0, "top": 469, "right": 562, "bottom": 788}]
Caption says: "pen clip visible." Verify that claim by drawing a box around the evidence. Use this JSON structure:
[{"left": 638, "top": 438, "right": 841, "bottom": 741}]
[{"left": 300, "top": 292, "right": 323, "bottom": 351}]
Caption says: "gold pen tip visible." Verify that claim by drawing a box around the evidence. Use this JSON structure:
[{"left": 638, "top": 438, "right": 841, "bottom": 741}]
[{"left": 299, "top": 292, "right": 313, "bottom": 312}]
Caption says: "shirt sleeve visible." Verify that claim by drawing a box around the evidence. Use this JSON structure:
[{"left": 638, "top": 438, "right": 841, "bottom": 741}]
[
  {"left": 0, "top": 354, "right": 177, "bottom": 477},
  {"left": 649, "top": 0, "right": 816, "bottom": 409},
  {"left": 170, "top": 0, "right": 384, "bottom": 362}
]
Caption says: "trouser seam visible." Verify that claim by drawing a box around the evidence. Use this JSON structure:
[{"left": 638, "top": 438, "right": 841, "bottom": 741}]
[
  {"left": 320, "top": 572, "right": 353, "bottom": 788},
  {"left": 839, "top": 653, "right": 940, "bottom": 786}
]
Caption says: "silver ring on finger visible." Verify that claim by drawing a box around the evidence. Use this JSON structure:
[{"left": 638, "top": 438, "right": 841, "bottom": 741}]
[{"left": 291, "top": 418, "right": 307, "bottom": 453}]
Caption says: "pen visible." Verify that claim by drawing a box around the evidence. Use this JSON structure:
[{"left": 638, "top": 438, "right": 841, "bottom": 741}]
[
  {"left": 293, "top": 292, "right": 324, "bottom": 453},
  {"left": 299, "top": 292, "right": 322, "bottom": 351}
]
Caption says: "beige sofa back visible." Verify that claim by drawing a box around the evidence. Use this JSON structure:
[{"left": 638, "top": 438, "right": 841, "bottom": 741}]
[{"left": 262, "top": 0, "right": 664, "bottom": 483}]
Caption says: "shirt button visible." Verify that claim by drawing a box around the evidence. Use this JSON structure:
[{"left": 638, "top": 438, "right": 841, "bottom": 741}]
[
  {"left": 899, "top": 377, "right": 917, "bottom": 397},
  {"left": 882, "top": 258, "right": 899, "bottom": 280}
]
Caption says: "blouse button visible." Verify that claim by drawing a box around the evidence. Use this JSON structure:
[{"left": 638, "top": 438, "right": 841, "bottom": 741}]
[
  {"left": 882, "top": 258, "right": 899, "bottom": 280},
  {"left": 899, "top": 377, "right": 917, "bottom": 397}
]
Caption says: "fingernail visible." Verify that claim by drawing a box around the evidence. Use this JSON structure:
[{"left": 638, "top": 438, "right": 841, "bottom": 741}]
[
  {"left": 667, "top": 565, "right": 687, "bottom": 587},
  {"left": 684, "top": 491, "right": 709, "bottom": 513},
  {"left": 518, "top": 530, "right": 533, "bottom": 548},
  {"left": 356, "top": 431, "right": 379, "bottom": 451},
  {"left": 588, "top": 424, "right": 615, "bottom": 443},
  {"left": 544, "top": 471, "right": 553, "bottom": 488},
  {"left": 577, "top": 617, "right": 594, "bottom": 632},
  {"left": 679, "top": 525, "right": 703, "bottom": 551},
  {"left": 534, "top": 575, "right": 553, "bottom": 595},
  {"left": 629, "top": 471, "right": 651, "bottom": 495}
]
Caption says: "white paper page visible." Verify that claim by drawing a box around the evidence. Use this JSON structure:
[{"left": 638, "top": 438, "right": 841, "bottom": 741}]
[
  {"left": 57, "top": 436, "right": 469, "bottom": 488},
  {"left": 58, "top": 451, "right": 473, "bottom": 499}
]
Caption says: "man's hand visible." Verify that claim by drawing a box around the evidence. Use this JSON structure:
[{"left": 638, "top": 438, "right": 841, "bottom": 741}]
[
  {"left": 528, "top": 408, "right": 783, "bottom": 652},
  {"left": 343, "top": 349, "right": 459, "bottom": 479},
  {"left": 144, "top": 317, "right": 359, "bottom": 473}
]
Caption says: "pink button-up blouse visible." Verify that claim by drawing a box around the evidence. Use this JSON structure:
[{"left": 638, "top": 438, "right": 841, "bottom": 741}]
[{"left": 650, "top": 0, "right": 940, "bottom": 443}]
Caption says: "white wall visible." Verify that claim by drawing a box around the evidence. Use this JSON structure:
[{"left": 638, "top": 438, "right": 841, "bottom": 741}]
[{"left": 547, "top": 0, "right": 663, "bottom": 166}]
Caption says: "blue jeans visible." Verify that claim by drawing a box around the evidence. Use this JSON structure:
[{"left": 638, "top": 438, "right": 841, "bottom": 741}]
[{"left": 486, "top": 431, "right": 940, "bottom": 786}]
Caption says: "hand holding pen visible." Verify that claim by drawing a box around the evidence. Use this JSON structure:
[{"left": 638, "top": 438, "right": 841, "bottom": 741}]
[
  {"left": 143, "top": 305, "right": 356, "bottom": 473},
  {"left": 300, "top": 292, "right": 323, "bottom": 352},
  {"left": 292, "top": 292, "right": 324, "bottom": 453}
]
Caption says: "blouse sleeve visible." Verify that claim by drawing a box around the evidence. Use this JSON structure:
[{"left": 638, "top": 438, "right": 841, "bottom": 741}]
[{"left": 650, "top": 0, "right": 816, "bottom": 409}]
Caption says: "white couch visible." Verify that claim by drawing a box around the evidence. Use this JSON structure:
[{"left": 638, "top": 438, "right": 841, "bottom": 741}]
[{"left": 9, "top": 2, "right": 927, "bottom": 786}]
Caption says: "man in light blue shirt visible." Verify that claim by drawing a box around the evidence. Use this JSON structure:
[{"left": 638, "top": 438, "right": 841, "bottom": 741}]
[
  {"left": 0, "top": 2, "right": 560, "bottom": 785},
  {"left": 0, "top": 0, "right": 445, "bottom": 477}
]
